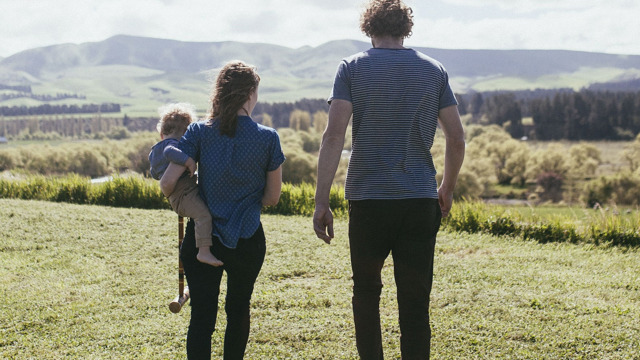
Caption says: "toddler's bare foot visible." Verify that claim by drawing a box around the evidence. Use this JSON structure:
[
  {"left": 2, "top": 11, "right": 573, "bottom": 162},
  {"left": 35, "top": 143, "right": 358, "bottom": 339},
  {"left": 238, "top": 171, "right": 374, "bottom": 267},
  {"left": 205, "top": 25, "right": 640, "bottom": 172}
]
[{"left": 197, "top": 248, "right": 223, "bottom": 267}]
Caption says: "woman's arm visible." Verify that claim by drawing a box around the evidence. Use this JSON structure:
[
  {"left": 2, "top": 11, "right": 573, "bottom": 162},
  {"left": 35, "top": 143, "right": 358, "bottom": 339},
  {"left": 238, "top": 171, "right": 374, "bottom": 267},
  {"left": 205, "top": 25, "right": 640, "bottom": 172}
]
[
  {"left": 262, "top": 165, "right": 282, "bottom": 207},
  {"left": 159, "top": 162, "right": 187, "bottom": 197}
]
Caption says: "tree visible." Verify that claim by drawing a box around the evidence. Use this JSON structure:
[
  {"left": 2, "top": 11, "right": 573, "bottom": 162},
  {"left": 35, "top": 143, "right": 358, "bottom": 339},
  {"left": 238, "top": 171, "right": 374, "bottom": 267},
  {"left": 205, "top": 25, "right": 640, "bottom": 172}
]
[
  {"left": 526, "top": 144, "right": 570, "bottom": 182},
  {"left": 568, "top": 143, "right": 601, "bottom": 179},
  {"left": 261, "top": 113, "right": 273, "bottom": 128},
  {"left": 484, "top": 93, "right": 524, "bottom": 138},
  {"left": 282, "top": 152, "right": 316, "bottom": 184},
  {"left": 469, "top": 92, "right": 484, "bottom": 119},
  {"left": 312, "top": 110, "right": 328, "bottom": 133},
  {"left": 464, "top": 125, "right": 529, "bottom": 185},
  {"left": 536, "top": 172, "right": 564, "bottom": 202},
  {"left": 289, "top": 110, "right": 311, "bottom": 132},
  {"left": 623, "top": 134, "right": 640, "bottom": 172}
]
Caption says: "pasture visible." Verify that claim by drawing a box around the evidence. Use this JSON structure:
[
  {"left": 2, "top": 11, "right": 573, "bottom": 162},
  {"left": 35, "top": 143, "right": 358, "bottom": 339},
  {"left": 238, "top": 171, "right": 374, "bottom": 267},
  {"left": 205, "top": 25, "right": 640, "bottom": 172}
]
[{"left": 1, "top": 198, "right": 639, "bottom": 359}]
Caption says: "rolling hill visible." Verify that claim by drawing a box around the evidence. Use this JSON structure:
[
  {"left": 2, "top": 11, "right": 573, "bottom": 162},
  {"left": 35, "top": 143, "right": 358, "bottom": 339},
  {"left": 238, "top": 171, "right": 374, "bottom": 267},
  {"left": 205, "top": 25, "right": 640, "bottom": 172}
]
[{"left": 1, "top": 35, "right": 639, "bottom": 115}]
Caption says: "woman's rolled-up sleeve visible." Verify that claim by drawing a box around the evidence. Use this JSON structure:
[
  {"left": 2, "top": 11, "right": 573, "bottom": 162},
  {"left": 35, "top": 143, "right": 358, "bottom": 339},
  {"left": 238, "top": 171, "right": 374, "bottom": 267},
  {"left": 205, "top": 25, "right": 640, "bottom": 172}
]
[
  {"left": 178, "top": 123, "right": 201, "bottom": 162},
  {"left": 267, "top": 131, "right": 285, "bottom": 172}
]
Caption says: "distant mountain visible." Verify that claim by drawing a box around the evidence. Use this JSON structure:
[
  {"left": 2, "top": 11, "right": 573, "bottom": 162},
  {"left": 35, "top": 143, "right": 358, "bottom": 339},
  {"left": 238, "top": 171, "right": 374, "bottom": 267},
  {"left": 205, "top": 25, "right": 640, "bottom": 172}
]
[{"left": 1, "top": 35, "right": 639, "bottom": 113}]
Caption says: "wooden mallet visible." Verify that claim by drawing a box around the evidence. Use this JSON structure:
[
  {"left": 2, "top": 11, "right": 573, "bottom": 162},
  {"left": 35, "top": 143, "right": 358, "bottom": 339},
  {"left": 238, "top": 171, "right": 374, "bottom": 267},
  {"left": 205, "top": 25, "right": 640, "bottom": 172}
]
[{"left": 169, "top": 215, "right": 190, "bottom": 313}]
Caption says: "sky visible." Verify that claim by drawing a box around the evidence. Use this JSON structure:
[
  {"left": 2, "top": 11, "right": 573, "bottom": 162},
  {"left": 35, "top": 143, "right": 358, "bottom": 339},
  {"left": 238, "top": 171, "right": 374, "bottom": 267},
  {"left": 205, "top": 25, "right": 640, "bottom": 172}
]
[{"left": 2, "top": 0, "right": 640, "bottom": 58}]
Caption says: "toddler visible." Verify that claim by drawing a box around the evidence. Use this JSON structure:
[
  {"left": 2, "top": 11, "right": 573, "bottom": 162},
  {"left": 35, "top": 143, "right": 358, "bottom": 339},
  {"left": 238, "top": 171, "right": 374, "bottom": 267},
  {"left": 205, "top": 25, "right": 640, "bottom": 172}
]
[{"left": 149, "top": 103, "right": 223, "bottom": 267}]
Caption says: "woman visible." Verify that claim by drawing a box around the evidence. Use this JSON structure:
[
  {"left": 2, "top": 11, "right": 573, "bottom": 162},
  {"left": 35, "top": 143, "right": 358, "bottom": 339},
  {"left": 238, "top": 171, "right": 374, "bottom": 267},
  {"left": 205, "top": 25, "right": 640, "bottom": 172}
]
[{"left": 160, "top": 60, "right": 285, "bottom": 359}]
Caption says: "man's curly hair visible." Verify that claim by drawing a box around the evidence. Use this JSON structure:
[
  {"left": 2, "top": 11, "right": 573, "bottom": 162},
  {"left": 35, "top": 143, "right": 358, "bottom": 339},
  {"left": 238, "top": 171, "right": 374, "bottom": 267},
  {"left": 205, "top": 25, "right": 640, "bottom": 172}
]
[{"left": 360, "top": 0, "right": 414, "bottom": 39}]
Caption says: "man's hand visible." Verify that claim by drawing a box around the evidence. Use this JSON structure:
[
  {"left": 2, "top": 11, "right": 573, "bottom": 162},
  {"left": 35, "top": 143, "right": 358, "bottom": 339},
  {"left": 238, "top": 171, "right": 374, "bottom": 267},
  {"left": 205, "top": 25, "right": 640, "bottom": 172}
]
[
  {"left": 185, "top": 157, "right": 196, "bottom": 177},
  {"left": 313, "top": 204, "right": 334, "bottom": 244},
  {"left": 438, "top": 185, "right": 454, "bottom": 218}
]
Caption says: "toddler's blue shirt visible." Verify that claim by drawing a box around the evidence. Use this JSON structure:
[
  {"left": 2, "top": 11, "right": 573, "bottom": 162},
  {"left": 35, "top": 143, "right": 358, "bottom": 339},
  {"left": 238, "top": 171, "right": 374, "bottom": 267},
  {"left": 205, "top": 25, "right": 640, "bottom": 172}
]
[{"left": 149, "top": 138, "right": 189, "bottom": 180}]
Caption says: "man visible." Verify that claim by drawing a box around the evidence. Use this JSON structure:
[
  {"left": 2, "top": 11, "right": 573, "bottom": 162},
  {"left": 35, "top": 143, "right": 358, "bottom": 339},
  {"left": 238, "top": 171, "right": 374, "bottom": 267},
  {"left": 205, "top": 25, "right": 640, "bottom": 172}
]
[{"left": 313, "top": 0, "right": 465, "bottom": 359}]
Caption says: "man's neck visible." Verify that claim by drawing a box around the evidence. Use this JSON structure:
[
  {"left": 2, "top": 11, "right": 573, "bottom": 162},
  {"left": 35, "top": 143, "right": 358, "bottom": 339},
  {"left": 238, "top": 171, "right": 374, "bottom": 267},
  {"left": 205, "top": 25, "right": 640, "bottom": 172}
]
[{"left": 371, "top": 36, "right": 405, "bottom": 49}]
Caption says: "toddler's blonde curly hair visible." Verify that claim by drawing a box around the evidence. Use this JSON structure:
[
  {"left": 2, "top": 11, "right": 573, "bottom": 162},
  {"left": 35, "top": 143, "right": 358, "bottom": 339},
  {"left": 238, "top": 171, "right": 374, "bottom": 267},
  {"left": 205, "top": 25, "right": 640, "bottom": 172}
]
[{"left": 156, "top": 103, "right": 198, "bottom": 136}]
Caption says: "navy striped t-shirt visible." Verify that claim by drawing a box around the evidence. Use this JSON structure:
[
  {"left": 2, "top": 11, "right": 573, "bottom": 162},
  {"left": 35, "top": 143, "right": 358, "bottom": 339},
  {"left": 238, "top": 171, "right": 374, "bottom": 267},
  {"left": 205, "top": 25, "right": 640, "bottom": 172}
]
[{"left": 328, "top": 48, "right": 458, "bottom": 200}]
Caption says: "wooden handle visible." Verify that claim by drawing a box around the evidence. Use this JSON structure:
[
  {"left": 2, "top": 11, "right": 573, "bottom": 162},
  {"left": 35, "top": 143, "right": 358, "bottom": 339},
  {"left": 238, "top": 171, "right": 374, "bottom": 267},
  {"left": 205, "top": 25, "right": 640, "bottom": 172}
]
[
  {"left": 169, "top": 216, "right": 189, "bottom": 313},
  {"left": 178, "top": 215, "right": 184, "bottom": 297}
]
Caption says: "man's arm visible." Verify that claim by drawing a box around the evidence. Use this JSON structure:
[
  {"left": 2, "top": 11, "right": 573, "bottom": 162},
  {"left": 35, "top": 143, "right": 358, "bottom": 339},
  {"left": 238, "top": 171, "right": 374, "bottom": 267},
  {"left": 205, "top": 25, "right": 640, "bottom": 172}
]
[
  {"left": 313, "top": 99, "right": 352, "bottom": 244},
  {"left": 262, "top": 165, "right": 283, "bottom": 207},
  {"left": 437, "top": 105, "right": 465, "bottom": 218},
  {"left": 159, "top": 162, "right": 187, "bottom": 197}
]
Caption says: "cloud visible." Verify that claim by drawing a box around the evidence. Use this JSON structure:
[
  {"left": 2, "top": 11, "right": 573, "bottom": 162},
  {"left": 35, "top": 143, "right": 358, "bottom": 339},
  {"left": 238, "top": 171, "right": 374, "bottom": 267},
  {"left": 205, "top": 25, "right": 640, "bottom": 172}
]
[
  {"left": 440, "top": 0, "right": 613, "bottom": 13},
  {"left": 410, "top": 1, "right": 640, "bottom": 54},
  {"left": 1, "top": 0, "right": 639, "bottom": 57}
]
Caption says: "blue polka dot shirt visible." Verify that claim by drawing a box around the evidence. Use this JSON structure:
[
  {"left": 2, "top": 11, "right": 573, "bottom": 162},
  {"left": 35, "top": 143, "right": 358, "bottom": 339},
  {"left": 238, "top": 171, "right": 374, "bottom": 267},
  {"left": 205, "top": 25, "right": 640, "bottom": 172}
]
[{"left": 178, "top": 116, "right": 285, "bottom": 249}]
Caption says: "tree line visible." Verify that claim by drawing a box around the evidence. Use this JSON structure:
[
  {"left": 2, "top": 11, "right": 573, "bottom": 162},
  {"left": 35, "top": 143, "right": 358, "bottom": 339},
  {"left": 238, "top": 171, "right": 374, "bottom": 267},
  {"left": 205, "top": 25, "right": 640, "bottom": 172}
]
[
  {"left": 0, "top": 103, "right": 120, "bottom": 116},
  {"left": 457, "top": 89, "right": 640, "bottom": 141},
  {"left": 0, "top": 92, "right": 86, "bottom": 102},
  {"left": 0, "top": 83, "right": 86, "bottom": 102},
  {"left": 2, "top": 89, "right": 639, "bottom": 141},
  {"left": 0, "top": 115, "right": 156, "bottom": 139}
]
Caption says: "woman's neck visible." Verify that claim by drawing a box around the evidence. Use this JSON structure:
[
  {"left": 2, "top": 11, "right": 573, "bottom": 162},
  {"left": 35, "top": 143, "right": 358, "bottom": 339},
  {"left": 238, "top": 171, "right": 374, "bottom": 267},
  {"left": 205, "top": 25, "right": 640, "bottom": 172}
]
[{"left": 238, "top": 90, "right": 258, "bottom": 116}]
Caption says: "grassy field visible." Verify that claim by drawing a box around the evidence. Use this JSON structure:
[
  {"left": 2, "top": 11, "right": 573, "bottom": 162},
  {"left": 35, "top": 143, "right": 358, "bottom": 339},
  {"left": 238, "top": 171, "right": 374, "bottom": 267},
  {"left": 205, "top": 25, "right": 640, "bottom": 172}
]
[{"left": 1, "top": 198, "right": 639, "bottom": 359}]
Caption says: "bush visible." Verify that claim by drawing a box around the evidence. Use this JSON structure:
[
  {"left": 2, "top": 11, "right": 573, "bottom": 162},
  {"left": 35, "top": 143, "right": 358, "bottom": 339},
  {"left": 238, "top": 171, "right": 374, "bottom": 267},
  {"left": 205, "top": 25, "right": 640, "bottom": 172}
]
[
  {"left": 53, "top": 174, "right": 91, "bottom": 204},
  {"left": 536, "top": 172, "right": 564, "bottom": 202},
  {"left": 106, "top": 126, "right": 131, "bottom": 140},
  {"left": 521, "top": 221, "right": 580, "bottom": 244},
  {"left": 526, "top": 144, "right": 570, "bottom": 181},
  {"left": 69, "top": 150, "right": 109, "bottom": 177},
  {"left": 282, "top": 152, "right": 316, "bottom": 184},
  {"left": 264, "top": 183, "right": 316, "bottom": 216},
  {"left": 91, "top": 175, "right": 167, "bottom": 209},
  {"left": 582, "top": 172, "right": 640, "bottom": 207},
  {"left": 0, "top": 174, "right": 169, "bottom": 209},
  {"left": 443, "top": 201, "right": 632, "bottom": 247},
  {"left": 0, "top": 151, "right": 16, "bottom": 171},
  {"left": 300, "top": 132, "right": 321, "bottom": 153}
]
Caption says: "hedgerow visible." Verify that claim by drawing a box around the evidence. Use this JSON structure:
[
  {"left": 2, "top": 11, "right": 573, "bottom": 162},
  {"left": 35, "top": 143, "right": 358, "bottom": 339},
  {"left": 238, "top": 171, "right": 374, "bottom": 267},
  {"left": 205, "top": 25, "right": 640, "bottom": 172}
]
[
  {"left": 443, "top": 201, "right": 639, "bottom": 247},
  {"left": 1, "top": 175, "right": 637, "bottom": 247}
]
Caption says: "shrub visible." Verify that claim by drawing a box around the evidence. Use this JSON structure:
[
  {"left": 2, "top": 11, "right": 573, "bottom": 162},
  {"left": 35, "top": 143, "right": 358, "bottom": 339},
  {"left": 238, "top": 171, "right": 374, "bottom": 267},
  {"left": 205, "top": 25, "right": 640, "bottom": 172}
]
[
  {"left": 282, "top": 152, "right": 316, "bottom": 184},
  {"left": 53, "top": 174, "right": 91, "bottom": 204},
  {"left": 485, "top": 214, "right": 519, "bottom": 236},
  {"left": 264, "top": 183, "right": 316, "bottom": 216},
  {"left": 106, "top": 126, "right": 131, "bottom": 140},
  {"left": 582, "top": 172, "right": 640, "bottom": 207},
  {"left": 91, "top": 174, "right": 167, "bottom": 209},
  {"left": 521, "top": 221, "right": 580, "bottom": 244},
  {"left": 536, "top": 172, "right": 564, "bottom": 202},
  {"left": 526, "top": 144, "right": 570, "bottom": 181},
  {"left": 300, "top": 132, "right": 321, "bottom": 153},
  {"left": 444, "top": 201, "right": 485, "bottom": 234},
  {"left": 69, "top": 150, "right": 109, "bottom": 177},
  {"left": 0, "top": 174, "right": 169, "bottom": 209},
  {"left": 0, "top": 151, "right": 16, "bottom": 171}
]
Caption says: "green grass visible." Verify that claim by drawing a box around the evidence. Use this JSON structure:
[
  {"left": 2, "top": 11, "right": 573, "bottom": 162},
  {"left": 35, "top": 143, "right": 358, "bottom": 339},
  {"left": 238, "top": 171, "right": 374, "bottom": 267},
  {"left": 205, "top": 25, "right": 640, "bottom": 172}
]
[{"left": 1, "top": 199, "right": 639, "bottom": 359}]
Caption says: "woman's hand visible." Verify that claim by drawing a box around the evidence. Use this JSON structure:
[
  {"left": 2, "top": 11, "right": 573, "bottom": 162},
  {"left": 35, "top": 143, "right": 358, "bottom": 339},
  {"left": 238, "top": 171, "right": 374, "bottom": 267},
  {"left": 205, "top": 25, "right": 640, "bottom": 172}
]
[
  {"left": 160, "top": 162, "right": 187, "bottom": 197},
  {"left": 185, "top": 157, "right": 197, "bottom": 177}
]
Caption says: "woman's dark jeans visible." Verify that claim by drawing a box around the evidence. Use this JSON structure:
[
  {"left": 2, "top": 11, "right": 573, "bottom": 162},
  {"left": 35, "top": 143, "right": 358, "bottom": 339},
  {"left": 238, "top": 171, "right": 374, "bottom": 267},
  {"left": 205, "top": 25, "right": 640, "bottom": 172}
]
[
  {"left": 348, "top": 198, "right": 441, "bottom": 360},
  {"left": 181, "top": 220, "right": 266, "bottom": 360}
]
